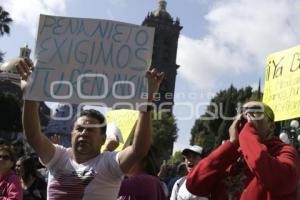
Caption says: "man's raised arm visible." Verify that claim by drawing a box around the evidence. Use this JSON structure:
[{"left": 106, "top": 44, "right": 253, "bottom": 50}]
[
  {"left": 17, "top": 58, "right": 55, "bottom": 164},
  {"left": 118, "top": 69, "right": 164, "bottom": 174}
]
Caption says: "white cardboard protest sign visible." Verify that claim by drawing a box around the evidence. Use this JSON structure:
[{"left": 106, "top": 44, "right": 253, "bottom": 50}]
[{"left": 25, "top": 14, "right": 155, "bottom": 111}]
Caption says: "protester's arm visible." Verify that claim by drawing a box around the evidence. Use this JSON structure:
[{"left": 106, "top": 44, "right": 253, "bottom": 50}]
[
  {"left": 118, "top": 69, "right": 164, "bottom": 174},
  {"left": 157, "top": 160, "right": 168, "bottom": 180},
  {"left": 23, "top": 101, "right": 55, "bottom": 163},
  {"left": 186, "top": 141, "right": 239, "bottom": 196},
  {"left": 239, "top": 123, "right": 300, "bottom": 195},
  {"left": 186, "top": 115, "right": 242, "bottom": 196},
  {"left": 17, "top": 58, "right": 55, "bottom": 164}
]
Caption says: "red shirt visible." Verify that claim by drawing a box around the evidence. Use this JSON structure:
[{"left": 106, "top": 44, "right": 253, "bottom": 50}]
[
  {"left": 0, "top": 170, "right": 23, "bottom": 200},
  {"left": 186, "top": 123, "right": 300, "bottom": 200}
]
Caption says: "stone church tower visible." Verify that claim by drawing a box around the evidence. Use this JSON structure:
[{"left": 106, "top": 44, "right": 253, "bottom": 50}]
[{"left": 142, "top": 0, "right": 182, "bottom": 112}]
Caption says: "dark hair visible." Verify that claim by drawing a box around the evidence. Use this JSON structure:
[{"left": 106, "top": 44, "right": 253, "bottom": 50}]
[
  {"left": 17, "top": 156, "right": 38, "bottom": 183},
  {"left": 79, "top": 109, "right": 107, "bottom": 135},
  {"left": 0, "top": 146, "right": 16, "bottom": 169}
]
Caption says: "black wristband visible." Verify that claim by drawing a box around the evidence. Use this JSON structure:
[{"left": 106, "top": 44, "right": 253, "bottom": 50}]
[{"left": 146, "top": 105, "right": 154, "bottom": 112}]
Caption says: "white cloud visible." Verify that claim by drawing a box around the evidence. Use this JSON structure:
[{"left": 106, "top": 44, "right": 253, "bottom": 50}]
[
  {"left": 172, "top": 141, "right": 187, "bottom": 154},
  {"left": 177, "top": 0, "right": 300, "bottom": 90},
  {"left": 177, "top": 35, "right": 250, "bottom": 90},
  {"left": 0, "top": 0, "right": 67, "bottom": 36}
]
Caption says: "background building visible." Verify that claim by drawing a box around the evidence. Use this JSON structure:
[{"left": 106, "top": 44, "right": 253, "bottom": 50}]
[{"left": 142, "top": 0, "right": 182, "bottom": 112}]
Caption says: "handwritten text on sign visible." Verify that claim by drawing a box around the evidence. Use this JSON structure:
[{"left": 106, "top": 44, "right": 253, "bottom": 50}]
[
  {"left": 263, "top": 45, "right": 300, "bottom": 121},
  {"left": 25, "top": 14, "right": 155, "bottom": 110}
]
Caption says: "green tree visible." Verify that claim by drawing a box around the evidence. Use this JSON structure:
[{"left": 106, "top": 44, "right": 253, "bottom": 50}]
[
  {"left": 0, "top": 6, "right": 12, "bottom": 36},
  {"left": 190, "top": 85, "right": 253, "bottom": 154},
  {"left": 0, "top": 51, "right": 3, "bottom": 63},
  {"left": 191, "top": 119, "right": 215, "bottom": 155},
  {"left": 152, "top": 112, "right": 178, "bottom": 160},
  {"left": 0, "top": 6, "right": 12, "bottom": 62},
  {"left": 167, "top": 151, "right": 183, "bottom": 165}
]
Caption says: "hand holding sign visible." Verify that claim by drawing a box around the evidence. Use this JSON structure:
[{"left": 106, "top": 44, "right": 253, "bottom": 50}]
[{"left": 15, "top": 58, "right": 34, "bottom": 95}]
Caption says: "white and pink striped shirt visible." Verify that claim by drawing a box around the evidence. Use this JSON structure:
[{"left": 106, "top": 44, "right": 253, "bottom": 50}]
[{"left": 44, "top": 145, "right": 123, "bottom": 200}]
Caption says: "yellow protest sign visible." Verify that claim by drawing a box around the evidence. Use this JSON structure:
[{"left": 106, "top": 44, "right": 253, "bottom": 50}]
[
  {"left": 104, "top": 109, "right": 139, "bottom": 151},
  {"left": 263, "top": 45, "right": 300, "bottom": 121}
]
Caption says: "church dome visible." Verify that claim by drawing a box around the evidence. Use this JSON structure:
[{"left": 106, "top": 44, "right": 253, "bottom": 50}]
[
  {"left": 0, "top": 58, "right": 22, "bottom": 74},
  {"left": 152, "top": 0, "right": 172, "bottom": 21},
  {"left": 0, "top": 45, "right": 31, "bottom": 74}
]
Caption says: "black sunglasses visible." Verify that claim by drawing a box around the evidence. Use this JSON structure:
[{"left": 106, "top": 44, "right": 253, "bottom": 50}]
[{"left": 0, "top": 155, "right": 11, "bottom": 160}]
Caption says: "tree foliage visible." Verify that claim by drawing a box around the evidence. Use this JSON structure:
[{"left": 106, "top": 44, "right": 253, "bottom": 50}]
[
  {"left": 0, "top": 6, "right": 12, "bottom": 62},
  {"left": 152, "top": 112, "right": 178, "bottom": 159},
  {"left": 0, "top": 51, "right": 3, "bottom": 63},
  {"left": 190, "top": 85, "right": 257, "bottom": 155},
  {"left": 0, "top": 6, "right": 12, "bottom": 36},
  {"left": 167, "top": 151, "right": 183, "bottom": 165}
]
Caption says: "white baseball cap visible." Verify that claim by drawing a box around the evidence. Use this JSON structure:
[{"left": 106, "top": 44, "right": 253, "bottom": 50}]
[{"left": 182, "top": 145, "right": 203, "bottom": 156}]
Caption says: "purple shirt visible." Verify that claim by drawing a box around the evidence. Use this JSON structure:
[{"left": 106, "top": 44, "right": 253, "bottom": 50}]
[{"left": 118, "top": 174, "right": 166, "bottom": 200}]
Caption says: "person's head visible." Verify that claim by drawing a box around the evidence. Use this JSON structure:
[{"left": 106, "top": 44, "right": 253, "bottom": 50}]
[
  {"left": 15, "top": 156, "right": 37, "bottom": 183},
  {"left": 0, "top": 146, "right": 16, "bottom": 174},
  {"left": 71, "top": 109, "right": 106, "bottom": 159},
  {"left": 241, "top": 101, "right": 275, "bottom": 141},
  {"left": 182, "top": 145, "right": 203, "bottom": 172}
]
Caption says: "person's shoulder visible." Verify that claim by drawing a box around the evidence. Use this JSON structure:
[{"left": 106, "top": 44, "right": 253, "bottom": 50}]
[
  {"left": 125, "top": 174, "right": 158, "bottom": 185},
  {"left": 52, "top": 143, "right": 69, "bottom": 153},
  {"left": 43, "top": 144, "right": 71, "bottom": 167},
  {"left": 54, "top": 144, "right": 74, "bottom": 158},
  {"left": 176, "top": 176, "right": 186, "bottom": 183},
  {"left": 175, "top": 176, "right": 187, "bottom": 188},
  {"left": 139, "top": 174, "right": 161, "bottom": 183},
  {"left": 268, "top": 137, "right": 298, "bottom": 153},
  {"left": 6, "top": 171, "right": 20, "bottom": 183}
]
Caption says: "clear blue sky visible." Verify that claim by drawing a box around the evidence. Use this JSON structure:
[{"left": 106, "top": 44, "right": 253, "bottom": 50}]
[{"left": 1, "top": 0, "right": 300, "bottom": 153}]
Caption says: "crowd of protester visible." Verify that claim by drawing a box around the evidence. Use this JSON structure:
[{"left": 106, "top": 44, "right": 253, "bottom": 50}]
[
  {"left": 0, "top": 136, "right": 201, "bottom": 200},
  {"left": 0, "top": 139, "right": 46, "bottom": 199},
  {"left": 2, "top": 133, "right": 300, "bottom": 200},
  {"left": 1, "top": 58, "right": 300, "bottom": 199}
]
